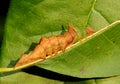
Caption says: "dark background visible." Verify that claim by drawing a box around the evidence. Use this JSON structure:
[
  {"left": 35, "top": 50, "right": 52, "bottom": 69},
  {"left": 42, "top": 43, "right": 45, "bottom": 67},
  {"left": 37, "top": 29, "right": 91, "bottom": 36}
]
[
  {"left": 0, "top": 0, "right": 10, "bottom": 47},
  {"left": 0, "top": 0, "right": 10, "bottom": 16}
]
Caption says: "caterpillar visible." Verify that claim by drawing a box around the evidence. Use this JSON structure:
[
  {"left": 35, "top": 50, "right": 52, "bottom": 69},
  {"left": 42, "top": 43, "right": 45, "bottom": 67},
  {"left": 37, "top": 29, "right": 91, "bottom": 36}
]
[
  {"left": 14, "top": 23, "right": 95, "bottom": 68},
  {"left": 14, "top": 23, "right": 78, "bottom": 67}
]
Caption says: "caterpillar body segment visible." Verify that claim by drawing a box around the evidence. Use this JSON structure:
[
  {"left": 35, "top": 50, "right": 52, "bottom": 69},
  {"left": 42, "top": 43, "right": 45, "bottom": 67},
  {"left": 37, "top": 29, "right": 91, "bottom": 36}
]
[
  {"left": 40, "top": 37, "right": 52, "bottom": 56},
  {"left": 14, "top": 23, "right": 77, "bottom": 67},
  {"left": 57, "top": 35, "right": 68, "bottom": 52},
  {"left": 49, "top": 36, "right": 60, "bottom": 54}
]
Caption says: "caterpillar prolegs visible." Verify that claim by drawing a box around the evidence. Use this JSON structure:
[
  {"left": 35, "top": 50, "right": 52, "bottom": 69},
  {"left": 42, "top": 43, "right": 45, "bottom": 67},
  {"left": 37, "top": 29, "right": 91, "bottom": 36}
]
[{"left": 14, "top": 23, "right": 78, "bottom": 67}]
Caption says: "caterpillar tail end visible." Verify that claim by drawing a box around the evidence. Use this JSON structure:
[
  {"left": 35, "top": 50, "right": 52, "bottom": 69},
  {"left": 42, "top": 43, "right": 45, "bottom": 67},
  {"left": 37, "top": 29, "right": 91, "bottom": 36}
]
[{"left": 14, "top": 54, "right": 28, "bottom": 68}]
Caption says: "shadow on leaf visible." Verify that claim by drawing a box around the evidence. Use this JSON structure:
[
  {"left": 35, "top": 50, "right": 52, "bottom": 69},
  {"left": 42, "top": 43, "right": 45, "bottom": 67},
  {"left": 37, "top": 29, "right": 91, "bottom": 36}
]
[{"left": 23, "top": 66, "right": 89, "bottom": 82}]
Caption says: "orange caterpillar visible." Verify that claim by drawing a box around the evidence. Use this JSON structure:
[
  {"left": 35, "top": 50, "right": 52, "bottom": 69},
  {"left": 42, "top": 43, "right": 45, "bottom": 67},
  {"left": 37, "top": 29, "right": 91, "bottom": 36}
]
[
  {"left": 15, "top": 23, "right": 78, "bottom": 67},
  {"left": 14, "top": 23, "right": 95, "bottom": 67}
]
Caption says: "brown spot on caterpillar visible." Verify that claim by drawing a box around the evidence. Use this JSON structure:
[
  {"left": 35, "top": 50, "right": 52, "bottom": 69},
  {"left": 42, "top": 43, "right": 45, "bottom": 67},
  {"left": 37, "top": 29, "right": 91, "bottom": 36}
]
[
  {"left": 14, "top": 23, "right": 77, "bottom": 67},
  {"left": 86, "top": 27, "right": 95, "bottom": 35}
]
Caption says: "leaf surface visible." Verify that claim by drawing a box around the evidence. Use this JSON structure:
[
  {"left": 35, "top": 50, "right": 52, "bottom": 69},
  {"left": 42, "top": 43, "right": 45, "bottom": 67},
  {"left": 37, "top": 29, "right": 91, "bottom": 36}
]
[{"left": 1, "top": 0, "right": 120, "bottom": 83}]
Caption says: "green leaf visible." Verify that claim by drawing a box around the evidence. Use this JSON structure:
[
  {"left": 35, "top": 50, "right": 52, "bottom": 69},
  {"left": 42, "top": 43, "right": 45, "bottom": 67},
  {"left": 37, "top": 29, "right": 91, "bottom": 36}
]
[
  {"left": 1, "top": 0, "right": 120, "bottom": 83},
  {"left": 0, "top": 0, "right": 96, "bottom": 83},
  {"left": 0, "top": 0, "right": 95, "bottom": 71}
]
